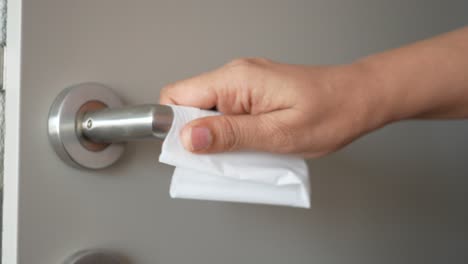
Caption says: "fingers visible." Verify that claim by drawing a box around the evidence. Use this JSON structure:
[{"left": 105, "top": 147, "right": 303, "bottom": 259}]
[
  {"left": 180, "top": 113, "right": 294, "bottom": 154},
  {"left": 159, "top": 70, "right": 219, "bottom": 109},
  {"left": 159, "top": 58, "right": 271, "bottom": 114},
  {"left": 161, "top": 58, "right": 302, "bottom": 154}
]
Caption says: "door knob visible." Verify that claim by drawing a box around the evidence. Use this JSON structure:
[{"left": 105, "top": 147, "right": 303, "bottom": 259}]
[{"left": 48, "top": 83, "right": 173, "bottom": 170}]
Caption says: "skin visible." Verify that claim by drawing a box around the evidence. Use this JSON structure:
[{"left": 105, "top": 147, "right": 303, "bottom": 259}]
[{"left": 159, "top": 26, "right": 468, "bottom": 158}]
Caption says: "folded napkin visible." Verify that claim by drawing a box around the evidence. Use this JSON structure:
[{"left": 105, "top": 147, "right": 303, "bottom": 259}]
[{"left": 159, "top": 105, "right": 311, "bottom": 208}]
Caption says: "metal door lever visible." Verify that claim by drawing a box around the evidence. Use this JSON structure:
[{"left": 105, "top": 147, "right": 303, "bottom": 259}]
[
  {"left": 48, "top": 82, "right": 174, "bottom": 170},
  {"left": 81, "top": 104, "right": 173, "bottom": 143}
]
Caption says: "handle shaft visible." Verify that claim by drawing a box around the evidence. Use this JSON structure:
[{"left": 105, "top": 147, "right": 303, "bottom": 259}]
[{"left": 81, "top": 104, "right": 173, "bottom": 143}]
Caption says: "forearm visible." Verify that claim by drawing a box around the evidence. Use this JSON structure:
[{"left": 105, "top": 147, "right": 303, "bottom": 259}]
[{"left": 356, "top": 26, "right": 468, "bottom": 124}]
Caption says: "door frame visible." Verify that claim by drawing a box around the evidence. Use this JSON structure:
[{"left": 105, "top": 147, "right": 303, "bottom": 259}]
[{"left": 3, "top": 0, "right": 23, "bottom": 263}]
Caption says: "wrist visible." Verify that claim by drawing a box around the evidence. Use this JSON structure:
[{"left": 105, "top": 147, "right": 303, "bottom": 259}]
[{"left": 332, "top": 61, "right": 399, "bottom": 134}]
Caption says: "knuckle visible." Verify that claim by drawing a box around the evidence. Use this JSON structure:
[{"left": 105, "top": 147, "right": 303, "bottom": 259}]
[
  {"left": 259, "top": 116, "right": 296, "bottom": 153},
  {"left": 227, "top": 57, "right": 272, "bottom": 68},
  {"left": 250, "top": 57, "right": 273, "bottom": 65},
  {"left": 225, "top": 60, "right": 254, "bottom": 81},
  {"left": 217, "top": 116, "right": 242, "bottom": 151},
  {"left": 272, "top": 131, "right": 296, "bottom": 154},
  {"left": 227, "top": 58, "right": 254, "bottom": 68},
  {"left": 224, "top": 58, "right": 269, "bottom": 83}
]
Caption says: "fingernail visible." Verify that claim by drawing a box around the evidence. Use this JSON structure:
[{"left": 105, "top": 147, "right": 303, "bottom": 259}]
[{"left": 182, "top": 126, "right": 212, "bottom": 151}]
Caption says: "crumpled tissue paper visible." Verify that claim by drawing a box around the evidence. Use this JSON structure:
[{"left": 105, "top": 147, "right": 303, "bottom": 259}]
[{"left": 159, "top": 105, "right": 311, "bottom": 208}]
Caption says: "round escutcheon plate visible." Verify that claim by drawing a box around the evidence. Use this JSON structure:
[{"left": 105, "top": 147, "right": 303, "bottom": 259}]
[{"left": 48, "top": 82, "right": 126, "bottom": 169}]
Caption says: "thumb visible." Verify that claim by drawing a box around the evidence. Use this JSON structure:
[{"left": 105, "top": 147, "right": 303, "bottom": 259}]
[{"left": 180, "top": 114, "right": 285, "bottom": 153}]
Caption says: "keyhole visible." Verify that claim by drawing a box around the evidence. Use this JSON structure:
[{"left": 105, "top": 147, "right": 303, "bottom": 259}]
[{"left": 86, "top": 119, "right": 93, "bottom": 129}]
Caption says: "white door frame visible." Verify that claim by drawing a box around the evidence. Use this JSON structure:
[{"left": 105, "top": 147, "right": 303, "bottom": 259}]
[{"left": 3, "top": 0, "right": 23, "bottom": 262}]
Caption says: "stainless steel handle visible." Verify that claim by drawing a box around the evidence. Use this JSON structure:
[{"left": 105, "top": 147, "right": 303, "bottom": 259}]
[
  {"left": 82, "top": 104, "right": 173, "bottom": 143},
  {"left": 48, "top": 83, "right": 174, "bottom": 170}
]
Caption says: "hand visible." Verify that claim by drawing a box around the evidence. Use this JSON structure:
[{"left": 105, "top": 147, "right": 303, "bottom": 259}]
[
  {"left": 160, "top": 27, "right": 468, "bottom": 158},
  {"left": 159, "top": 58, "right": 386, "bottom": 158}
]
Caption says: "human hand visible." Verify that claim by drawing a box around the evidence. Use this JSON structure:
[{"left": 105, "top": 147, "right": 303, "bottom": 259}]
[
  {"left": 159, "top": 27, "right": 468, "bottom": 158},
  {"left": 160, "top": 58, "right": 388, "bottom": 158}
]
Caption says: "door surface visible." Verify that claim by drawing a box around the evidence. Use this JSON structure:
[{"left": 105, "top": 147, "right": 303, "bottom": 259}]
[{"left": 3, "top": 1, "right": 468, "bottom": 263}]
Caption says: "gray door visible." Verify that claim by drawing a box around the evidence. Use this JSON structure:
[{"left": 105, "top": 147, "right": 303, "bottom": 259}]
[{"left": 3, "top": 1, "right": 468, "bottom": 263}]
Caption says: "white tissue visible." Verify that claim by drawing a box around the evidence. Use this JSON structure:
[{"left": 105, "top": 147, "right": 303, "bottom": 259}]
[{"left": 159, "top": 105, "right": 311, "bottom": 208}]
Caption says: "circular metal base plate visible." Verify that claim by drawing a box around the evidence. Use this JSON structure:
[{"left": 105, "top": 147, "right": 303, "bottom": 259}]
[{"left": 48, "top": 83, "right": 125, "bottom": 169}]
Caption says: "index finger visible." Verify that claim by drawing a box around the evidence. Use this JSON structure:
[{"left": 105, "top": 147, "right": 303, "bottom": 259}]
[{"left": 159, "top": 69, "right": 219, "bottom": 110}]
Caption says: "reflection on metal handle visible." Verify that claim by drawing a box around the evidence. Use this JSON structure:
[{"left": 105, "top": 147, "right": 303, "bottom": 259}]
[
  {"left": 81, "top": 104, "right": 173, "bottom": 143},
  {"left": 48, "top": 83, "right": 174, "bottom": 170}
]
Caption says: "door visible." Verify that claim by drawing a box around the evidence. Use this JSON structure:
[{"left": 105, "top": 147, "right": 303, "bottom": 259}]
[{"left": 3, "top": 1, "right": 468, "bottom": 263}]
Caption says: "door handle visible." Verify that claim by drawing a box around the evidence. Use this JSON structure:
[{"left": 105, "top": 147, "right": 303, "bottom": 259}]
[
  {"left": 64, "top": 249, "right": 130, "bottom": 264},
  {"left": 48, "top": 83, "right": 173, "bottom": 170}
]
